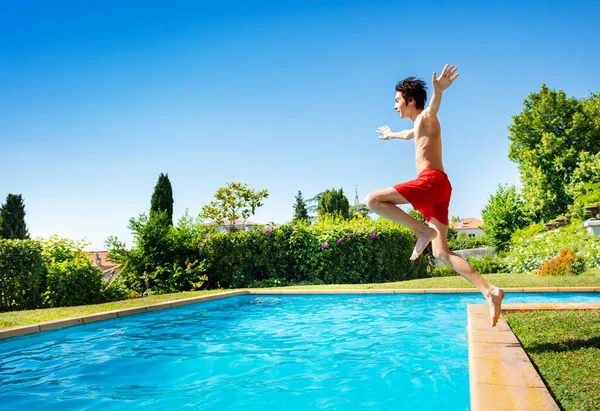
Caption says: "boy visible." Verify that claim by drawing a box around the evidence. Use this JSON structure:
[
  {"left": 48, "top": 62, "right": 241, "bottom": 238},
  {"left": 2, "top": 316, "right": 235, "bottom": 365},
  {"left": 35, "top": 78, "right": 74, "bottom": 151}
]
[{"left": 365, "top": 64, "right": 504, "bottom": 327}]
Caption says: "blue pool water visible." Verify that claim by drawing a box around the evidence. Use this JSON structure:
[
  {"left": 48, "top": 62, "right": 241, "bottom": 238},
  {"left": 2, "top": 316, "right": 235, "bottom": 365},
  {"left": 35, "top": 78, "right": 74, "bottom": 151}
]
[{"left": 1, "top": 292, "right": 599, "bottom": 410}]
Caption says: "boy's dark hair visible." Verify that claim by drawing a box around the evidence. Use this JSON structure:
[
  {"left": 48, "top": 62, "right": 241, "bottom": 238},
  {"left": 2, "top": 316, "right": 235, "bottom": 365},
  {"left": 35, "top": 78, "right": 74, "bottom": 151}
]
[{"left": 395, "top": 77, "right": 427, "bottom": 110}]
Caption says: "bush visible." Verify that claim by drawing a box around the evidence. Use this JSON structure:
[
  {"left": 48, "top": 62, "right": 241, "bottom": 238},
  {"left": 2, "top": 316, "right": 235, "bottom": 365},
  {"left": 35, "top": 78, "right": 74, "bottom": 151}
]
[
  {"left": 101, "top": 276, "right": 130, "bottom": 302},
  {"left": 428, "top": 254, "right": 506, "bottom": 278},
  {"left": 200, "top": 216, "right": 432, "bottom": 289},
  {"left": 429, "top": 265, "right": 459, "bottom": 277},
  {"left": 0, "top": 239, "right": 46, "bottom": 311},
  {"left": 538, "top": 248, "right": 586, "bottom": 276},
  {"left": 107, "top": 211, "right": 207, "bottom": 294},
  {"left": 448, "top": 234, "right": 489, "bottom": 251},
  {"left": 41, "top": 237, "right": 103, "bottom": 307},
  {"left": 506, "top": 221, "right": 600, "bottom": 273},
  {"left": 469, "top": 254, "right": 507, "bottom": 274}
]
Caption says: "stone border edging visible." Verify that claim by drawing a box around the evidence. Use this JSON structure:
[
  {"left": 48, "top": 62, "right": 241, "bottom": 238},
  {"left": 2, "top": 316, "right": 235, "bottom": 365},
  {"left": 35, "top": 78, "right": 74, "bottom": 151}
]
[
  {"left": 1, "top": 287, "right": 599, "bottom": 341},
  {"left": 468, "top": 302, "right": 600, "bottom": 411},
  {"left": 0, "top": 290, "right": 249, "bottom": 340}
]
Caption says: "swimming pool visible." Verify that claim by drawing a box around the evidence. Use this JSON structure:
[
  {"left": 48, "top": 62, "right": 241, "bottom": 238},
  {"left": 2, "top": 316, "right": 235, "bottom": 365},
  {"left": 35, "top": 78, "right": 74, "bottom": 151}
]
[{"left": 1, "top": 292, "right": 599, "bottom": 410}]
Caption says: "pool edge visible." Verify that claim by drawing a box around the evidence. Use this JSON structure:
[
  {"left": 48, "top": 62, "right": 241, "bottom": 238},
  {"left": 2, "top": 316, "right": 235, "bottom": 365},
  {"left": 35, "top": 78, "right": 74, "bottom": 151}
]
[
  {"left": 0, "top": 290, "right": 249, "bottom": 340},
  {"left": 468, "top": 302, "right": 600, "bottom": 411},
  {"left": 2, "top": 288, "right": 599, "bottom": 340}
]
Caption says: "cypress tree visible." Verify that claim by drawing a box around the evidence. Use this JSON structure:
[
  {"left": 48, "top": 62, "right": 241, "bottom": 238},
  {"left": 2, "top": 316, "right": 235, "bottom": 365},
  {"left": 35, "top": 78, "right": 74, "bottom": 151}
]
[
  {"left": 150, "top": 173, "right": 174, "bottom": 225},
  {"left": 292, "top": 191, "right": 309, "bottom": 222},
  {"left": 0, "top": 194, "right": 30, "bottom": 239}
]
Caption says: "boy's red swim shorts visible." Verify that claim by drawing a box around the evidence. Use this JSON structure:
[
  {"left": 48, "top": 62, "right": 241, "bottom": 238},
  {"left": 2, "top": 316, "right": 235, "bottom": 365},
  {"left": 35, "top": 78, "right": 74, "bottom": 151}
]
[{"left": 393, "top": 168, "right": 452, "bottom": 226}]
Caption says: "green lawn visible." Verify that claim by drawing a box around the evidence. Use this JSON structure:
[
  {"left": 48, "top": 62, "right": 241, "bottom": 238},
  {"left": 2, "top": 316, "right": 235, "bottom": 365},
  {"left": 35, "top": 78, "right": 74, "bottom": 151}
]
[
  {"left": 278, "top": 268, "right": 600, "bottom": 290},
  {"left": 1, "top": 269, "right": 599, "bottom": 329},
  {"left": 0, "top": 290, "right": 227, "bottom": 329},
  {"left": 504, "top": 310, "right": 600, "bottom": 411}
]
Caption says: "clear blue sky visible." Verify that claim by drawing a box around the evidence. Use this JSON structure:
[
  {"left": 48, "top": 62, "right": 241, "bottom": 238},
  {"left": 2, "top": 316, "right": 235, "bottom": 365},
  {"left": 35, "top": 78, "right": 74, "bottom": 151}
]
[{"left": 1, "top": 0, "right": 599, "bottom": 250}]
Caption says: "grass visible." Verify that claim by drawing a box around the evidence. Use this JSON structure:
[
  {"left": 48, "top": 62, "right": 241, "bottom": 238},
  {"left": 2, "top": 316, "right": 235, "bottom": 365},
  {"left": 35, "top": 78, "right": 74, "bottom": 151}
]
[
  {"left": 1, "top": 269, "right": 598, "bottom": 329},
  {"left": 0, "top": 290, "right": 228, "bottom": 329},
  {"left": 277, "top": 268, "right": 600, "bottom": 289},
  {"left": 504, "top": 310, "right": 600, "bottom": 411}
]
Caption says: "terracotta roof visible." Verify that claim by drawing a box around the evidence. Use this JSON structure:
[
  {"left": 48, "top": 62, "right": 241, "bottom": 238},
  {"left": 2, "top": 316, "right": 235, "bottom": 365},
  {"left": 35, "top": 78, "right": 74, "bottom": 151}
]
[
  {"left": 450, "top": 218, "right": 484, "bottom": 230},
  {"left": 85, "top": 251, "right": 119, "bottom": 271}
]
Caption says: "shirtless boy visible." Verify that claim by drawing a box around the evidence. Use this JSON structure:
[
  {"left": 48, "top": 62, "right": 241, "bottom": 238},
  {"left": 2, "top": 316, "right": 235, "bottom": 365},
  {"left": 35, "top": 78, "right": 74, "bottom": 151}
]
[{"left": 364, "top": 64, "right": 504, "bottom": 327}]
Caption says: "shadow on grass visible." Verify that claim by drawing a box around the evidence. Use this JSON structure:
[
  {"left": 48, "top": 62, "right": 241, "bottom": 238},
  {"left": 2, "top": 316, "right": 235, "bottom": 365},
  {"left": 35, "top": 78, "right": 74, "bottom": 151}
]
[{"left": 525, "top": 336, "right": 600, "bottom": 354}]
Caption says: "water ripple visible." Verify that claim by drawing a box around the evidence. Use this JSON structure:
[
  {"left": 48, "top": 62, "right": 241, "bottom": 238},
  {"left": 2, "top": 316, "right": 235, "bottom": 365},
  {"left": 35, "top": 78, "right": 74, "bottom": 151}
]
[{"left": 1, "top": 293, "right": 598, "bottom": 409}]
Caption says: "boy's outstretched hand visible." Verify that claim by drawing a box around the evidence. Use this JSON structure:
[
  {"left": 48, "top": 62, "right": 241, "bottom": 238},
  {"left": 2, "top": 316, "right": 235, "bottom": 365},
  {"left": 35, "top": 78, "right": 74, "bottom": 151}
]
[
  {"left": 432, "top": 64, "right": 459, "bottom": 92},
  {"left": 376, "top": 125, "right": 394, "bottom": 140}
]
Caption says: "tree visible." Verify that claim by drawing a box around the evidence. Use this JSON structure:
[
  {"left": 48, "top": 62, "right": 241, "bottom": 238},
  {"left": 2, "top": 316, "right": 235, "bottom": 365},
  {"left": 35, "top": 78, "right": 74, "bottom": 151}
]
[
  {"left": 350, "top": 204, "right": 371, "bottom": 218},
  {"left": 508, "top": 86, "right": 600, "bottom": 222},
  {"left": 292, "top": 191, "right": 309, "bottom": 222},
  {"left": 305, "top": 192, "right": 322, "bottom": 222},
  {"left": 566, "top": 152, "right": 600, "bottom": 218},
  {"left": 201, "top": 182, "right": 269, "bottom": 229},
  {"left": 0, "top": 194, "right": 30, "bottom": 239},
  {"left": 150, "top": 173, "right": 174, "bottom": 225},
  {"left": 481, "top": 184, "right": 529, "bottom": 252},
  {"left": 317, "top": 188, "right": 350, "bottom": 220}
]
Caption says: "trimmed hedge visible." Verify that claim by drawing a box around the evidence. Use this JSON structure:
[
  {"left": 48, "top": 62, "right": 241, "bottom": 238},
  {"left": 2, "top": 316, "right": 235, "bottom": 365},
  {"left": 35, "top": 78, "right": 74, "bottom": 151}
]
[
  {"left": 200, "top": 218, "right": 432, "bottom": 289},
  {"left": 0, "top": 239, "right": 46, "bottom": 311},
  {"left": 0, "top": 237, "right": 107, "bottom": 312}
]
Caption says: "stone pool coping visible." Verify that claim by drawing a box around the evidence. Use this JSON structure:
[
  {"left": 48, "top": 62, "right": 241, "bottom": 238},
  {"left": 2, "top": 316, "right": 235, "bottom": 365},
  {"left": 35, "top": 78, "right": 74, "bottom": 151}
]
[
  {"left": 1, "top": 287, "right": 599, "bottom": 340},
  {"left": 468, "top": 302, "right": 600, "bottom": 411}
]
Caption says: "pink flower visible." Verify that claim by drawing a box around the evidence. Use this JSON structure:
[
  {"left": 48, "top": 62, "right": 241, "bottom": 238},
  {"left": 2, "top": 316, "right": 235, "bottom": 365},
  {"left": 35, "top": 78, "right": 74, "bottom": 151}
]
[
  {"left": 370, "top": 233, "right": 376, "bottom": 238},
  {"left": 321, "top": 242, "right": 329, "bottom": 249},
  {"left": 337, "top": 238, "right": 343, "bottom": 244}
]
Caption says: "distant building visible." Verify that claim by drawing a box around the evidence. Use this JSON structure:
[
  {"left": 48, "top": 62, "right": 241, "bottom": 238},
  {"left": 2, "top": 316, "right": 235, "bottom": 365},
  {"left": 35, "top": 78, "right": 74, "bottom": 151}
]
[
  {"left": 85, "top": 251, "right": 122, "bottom": 280},
  {"left": 450, "top": 218, "right": 484, "bottom": 238}
]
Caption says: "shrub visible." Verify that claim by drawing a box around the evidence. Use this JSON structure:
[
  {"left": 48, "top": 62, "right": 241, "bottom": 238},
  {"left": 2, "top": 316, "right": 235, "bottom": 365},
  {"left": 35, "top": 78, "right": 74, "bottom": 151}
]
[
  {"left": 0, "top": 239, "right": 46, "bottom": 311},
  {"left": 429, "top": 265, "right": 459, "bottom": 277},
  {"left": 448, "top": 234, "right": 489, "bottom": 251},
  {"left": 469, "top": 254, "right": 507, "bottom": 274},
  {"left": 41, "top": 236, "right": 103, "bottom": 307},
  {"left": 200, "top": 216, "right": 432, "bottom": 288},
  {"left": 506, "top": 221, "right": 600, "bottom": 273},
  {"left": 101, "top": 275, "right": 131, "bottom": 302},
  {"left": 107, "top": 211, "right": 207, "bottom": 294},
  {"left": 537, "top": 248, "right": 586, "bottom": 276}
]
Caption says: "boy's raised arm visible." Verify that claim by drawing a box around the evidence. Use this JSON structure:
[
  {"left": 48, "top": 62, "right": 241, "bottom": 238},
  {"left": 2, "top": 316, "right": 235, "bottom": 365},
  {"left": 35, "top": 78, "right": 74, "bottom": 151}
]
[{"left": 425, "top": 64, "right": 459, "bottom": 117}]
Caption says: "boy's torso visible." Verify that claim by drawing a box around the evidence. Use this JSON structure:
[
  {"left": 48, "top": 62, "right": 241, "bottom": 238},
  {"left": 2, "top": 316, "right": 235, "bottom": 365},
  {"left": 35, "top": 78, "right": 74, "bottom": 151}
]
[{"left": 413, "top": 113, "right": 444, "bottom": 174}]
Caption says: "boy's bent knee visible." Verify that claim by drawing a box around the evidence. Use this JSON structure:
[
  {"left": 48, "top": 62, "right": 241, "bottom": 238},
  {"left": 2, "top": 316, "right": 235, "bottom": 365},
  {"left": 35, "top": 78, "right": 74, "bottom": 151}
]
[{"left": 364, "top": 193, "right": 378, "bottom": 210}]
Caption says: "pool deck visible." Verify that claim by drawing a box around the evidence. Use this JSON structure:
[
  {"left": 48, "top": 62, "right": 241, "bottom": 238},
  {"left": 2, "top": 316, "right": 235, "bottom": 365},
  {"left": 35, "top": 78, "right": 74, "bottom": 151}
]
[
  {"left": 1, "top": 287, "right": 599, "bottom": 410},
  {"left": 468, "top": 302, "right": 600, "bottom": 411}
]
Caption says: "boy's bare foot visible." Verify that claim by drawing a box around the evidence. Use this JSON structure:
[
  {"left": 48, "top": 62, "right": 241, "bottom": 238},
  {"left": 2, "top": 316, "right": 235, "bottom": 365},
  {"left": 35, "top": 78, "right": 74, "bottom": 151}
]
[
  {"left": 487, "top": 287, "right": 505, "bottom": 327},
  {"left": 410, "top": 227, "right": 437, "bottom": 260}
]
